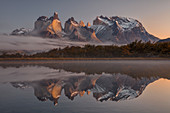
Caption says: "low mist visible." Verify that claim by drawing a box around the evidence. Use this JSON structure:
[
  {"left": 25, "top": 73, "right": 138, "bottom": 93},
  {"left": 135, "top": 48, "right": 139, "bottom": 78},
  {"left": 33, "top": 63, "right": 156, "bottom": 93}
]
[{"left": 0, "top": 35, "right": 93, "bottom": 54}]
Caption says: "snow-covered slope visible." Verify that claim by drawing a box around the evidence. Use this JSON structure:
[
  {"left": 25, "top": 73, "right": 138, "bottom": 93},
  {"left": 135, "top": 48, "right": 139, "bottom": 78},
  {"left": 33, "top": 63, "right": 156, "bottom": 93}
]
[
  {"left": 93, "top": 16, "right": 142, "bottom": 31},
  {"left": 91, "top": 15, "right": 159, "bottom": 44}
]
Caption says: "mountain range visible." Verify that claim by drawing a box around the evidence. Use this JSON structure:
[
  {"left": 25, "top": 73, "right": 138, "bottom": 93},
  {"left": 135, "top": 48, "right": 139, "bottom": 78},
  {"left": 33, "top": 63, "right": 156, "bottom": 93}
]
[{"left": 11, "top": 12, "right": 159, "bottom": 44}]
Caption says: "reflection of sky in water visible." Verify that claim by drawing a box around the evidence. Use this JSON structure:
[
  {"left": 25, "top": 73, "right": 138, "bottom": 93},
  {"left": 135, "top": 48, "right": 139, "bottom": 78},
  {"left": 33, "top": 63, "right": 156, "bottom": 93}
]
[{"left": 0, "top": 60, "right": 170, "bottom": 113}]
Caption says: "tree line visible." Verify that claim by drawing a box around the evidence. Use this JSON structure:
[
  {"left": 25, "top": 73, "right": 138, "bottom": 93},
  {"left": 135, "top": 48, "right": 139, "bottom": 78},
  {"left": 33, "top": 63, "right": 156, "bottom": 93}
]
[{"left": 1, "top": 41, "right": 170, "bottom": 58}]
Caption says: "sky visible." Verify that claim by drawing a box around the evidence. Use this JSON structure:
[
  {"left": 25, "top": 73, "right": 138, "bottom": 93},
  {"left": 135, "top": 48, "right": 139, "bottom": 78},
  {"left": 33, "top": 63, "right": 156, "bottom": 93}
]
[{"left": 0, "top": 0, "right": 170, "bottom": 39}]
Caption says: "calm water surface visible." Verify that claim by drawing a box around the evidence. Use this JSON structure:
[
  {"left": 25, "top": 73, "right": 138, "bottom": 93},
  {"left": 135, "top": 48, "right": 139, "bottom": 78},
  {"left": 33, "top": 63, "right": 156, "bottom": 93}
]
[{"left": 0, "top": 60, "right": 170, "bottom": 113}]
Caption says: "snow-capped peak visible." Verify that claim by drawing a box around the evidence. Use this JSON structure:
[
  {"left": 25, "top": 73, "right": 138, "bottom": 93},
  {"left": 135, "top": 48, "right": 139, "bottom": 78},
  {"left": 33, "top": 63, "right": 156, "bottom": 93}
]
[
  {"left": 11, "top": 28, "right": 30, "bottom": 36},
  {"left": 94, "top": 15, "right": 140, "bottom": 31},
  {"left": 112, "top": 16, "right": 140, "bottom": 30}
]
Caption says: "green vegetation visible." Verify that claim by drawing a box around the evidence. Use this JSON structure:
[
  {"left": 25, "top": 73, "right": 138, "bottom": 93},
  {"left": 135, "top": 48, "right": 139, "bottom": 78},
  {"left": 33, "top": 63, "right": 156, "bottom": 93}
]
[{"left": 1, "top": 41, "right": 170, "bottom": 58}]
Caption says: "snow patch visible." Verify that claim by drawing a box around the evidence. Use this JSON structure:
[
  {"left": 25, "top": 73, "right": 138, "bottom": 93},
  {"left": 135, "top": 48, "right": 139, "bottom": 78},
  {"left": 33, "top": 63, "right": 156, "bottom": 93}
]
[
  {"left": 98, "top": 16, "right": 140, "bottom": 31},
  {"left": 98, "top": 17, "right": 113, "bottom": 26},
  {"left": 90, "top": 25, "right": 106, "bottom": 34},
  {"left": 117, "top": 17, "right": 140, "bottom": 30}
]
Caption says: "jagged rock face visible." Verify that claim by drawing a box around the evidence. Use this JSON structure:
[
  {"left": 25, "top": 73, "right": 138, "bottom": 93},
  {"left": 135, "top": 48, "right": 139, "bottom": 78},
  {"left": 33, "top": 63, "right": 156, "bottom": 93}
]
[
  {"left": 69, "top": 26, "right": 101, "bottom": 42},
  {"left": 91, "top": 15, "right": 159, "bottom": 44},
  {"left": 86, "top": 22, "right": 91, "bottom": 27},
  {"left": 65, "top": 17, "right": 101, "bottom": 42},
  {"left": 33, "top": 12, "right": 62, "bottom": 38},
  {"left": 69, "top": 29, "right": 81, "bottom": 41},
  {"left": 93, "top": 16, "right": 110, "bottom": 26},
  {"left": 64, "top": 17, "right": 78, "bottom": 34},
  {"left": 47, "top": 12, "right": 62, "bottom": 34},
  {"left": 11, "top": 28, "right": 30, "bottom": 36},
  {"left": 79, "top": 20, "right": 85, "bottom": 27},
  {"left": 34, "top": 16, "right": 49, "bottom": 31}
]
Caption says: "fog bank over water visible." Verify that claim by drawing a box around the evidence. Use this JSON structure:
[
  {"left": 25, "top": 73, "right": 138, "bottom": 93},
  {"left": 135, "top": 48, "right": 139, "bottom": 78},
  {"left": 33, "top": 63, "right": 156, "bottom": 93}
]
[
  {"left": 0, "top": 35, "right": 88, "bottom": 51},
  {"left": 0, "top": 35, "right": 118, "bottom": 55}
]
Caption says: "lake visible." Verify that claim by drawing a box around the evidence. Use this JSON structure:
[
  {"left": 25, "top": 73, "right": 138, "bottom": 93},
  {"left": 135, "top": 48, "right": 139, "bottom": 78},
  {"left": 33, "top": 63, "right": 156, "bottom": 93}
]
[{"left": 0, "top": 60, "right": 170, "bottom": 113}]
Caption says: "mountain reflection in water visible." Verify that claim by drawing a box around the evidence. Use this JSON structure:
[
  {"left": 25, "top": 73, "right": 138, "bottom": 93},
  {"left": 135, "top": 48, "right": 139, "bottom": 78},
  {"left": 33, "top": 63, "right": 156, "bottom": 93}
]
[
  {"left": 11, "top": 73, "right": 158, "bottom": 105},
  {"left": 0, "top": 60, "right": 169, "bottom": 106}
]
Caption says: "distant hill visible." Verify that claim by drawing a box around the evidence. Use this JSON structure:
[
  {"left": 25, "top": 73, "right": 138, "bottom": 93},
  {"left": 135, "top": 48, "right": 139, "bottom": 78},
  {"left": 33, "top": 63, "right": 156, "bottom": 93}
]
[{"left": 158, "top": 38, "right": 170, "bottom": 43}]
